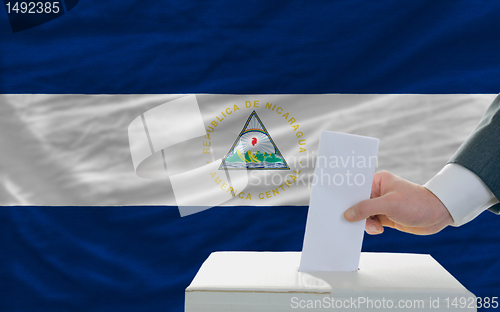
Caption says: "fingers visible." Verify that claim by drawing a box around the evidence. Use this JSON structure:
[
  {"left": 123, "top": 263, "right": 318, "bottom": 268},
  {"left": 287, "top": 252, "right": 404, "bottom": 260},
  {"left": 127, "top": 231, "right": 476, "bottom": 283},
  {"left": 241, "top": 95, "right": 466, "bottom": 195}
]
[
  {"left": 344, "top": 195, "right": 394, "bottom": 222},
  {"left": 370, "top": 170, "right": 392, "bottom": 199},
  {"left": 365, "top": 216, "right": 384, "bottom": 234},
  {"left": 376, "top": 214, "right": 396, "bottom": 229},
  {"left": 370, "top": 174, "right": 382, "bottom": 199}
]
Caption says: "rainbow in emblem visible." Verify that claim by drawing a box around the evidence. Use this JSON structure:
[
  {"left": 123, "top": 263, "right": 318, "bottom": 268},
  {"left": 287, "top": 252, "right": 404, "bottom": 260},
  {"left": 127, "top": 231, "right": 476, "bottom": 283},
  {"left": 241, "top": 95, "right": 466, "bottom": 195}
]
[{"left": 219, "top": 111, "right": 289, "bottom": 170}]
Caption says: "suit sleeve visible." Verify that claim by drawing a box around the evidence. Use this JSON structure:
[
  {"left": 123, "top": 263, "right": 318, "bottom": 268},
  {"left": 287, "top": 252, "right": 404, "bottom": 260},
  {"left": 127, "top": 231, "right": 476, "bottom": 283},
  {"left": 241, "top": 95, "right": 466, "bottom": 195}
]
[{"left": 448, "top": 94, "right": 500, "bottom": 214}]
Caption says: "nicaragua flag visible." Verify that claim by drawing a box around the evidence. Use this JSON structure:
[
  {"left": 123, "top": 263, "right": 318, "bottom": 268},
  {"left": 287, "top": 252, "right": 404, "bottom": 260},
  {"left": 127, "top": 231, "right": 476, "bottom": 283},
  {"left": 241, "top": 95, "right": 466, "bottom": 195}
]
[{"left": 1, "top": 1, "right": 500, "bottom": 312}]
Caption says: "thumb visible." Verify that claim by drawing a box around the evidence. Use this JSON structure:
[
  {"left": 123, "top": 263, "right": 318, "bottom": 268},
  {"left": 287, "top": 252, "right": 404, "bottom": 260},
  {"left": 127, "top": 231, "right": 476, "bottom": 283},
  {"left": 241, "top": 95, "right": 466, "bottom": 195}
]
[{"left": 344, "top": 196, "right": 393, "bottom": 222}]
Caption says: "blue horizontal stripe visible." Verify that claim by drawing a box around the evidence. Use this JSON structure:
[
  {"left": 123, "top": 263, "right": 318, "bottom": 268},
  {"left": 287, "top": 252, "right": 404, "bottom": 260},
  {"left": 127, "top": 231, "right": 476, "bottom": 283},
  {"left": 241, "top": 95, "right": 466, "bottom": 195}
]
[
  {"left": 1, "top": 0, "right": 500, "bottom": 93},
  {"left": 1, "top": 206, "right": 499, "bottom": 312}
]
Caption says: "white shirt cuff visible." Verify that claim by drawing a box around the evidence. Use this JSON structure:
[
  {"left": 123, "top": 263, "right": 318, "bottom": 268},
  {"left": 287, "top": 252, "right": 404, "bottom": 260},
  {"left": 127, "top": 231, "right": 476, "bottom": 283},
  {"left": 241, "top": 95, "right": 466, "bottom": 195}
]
[{"left": 424, "top": 163, "right": 499, "bottom": 226}]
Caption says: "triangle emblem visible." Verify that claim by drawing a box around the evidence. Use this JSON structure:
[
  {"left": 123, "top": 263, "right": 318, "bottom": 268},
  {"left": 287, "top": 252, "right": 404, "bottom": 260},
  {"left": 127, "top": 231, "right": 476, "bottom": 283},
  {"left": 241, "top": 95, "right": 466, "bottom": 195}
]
[{"left": 219, "top": 111, "right": 290, "bottom": 170}]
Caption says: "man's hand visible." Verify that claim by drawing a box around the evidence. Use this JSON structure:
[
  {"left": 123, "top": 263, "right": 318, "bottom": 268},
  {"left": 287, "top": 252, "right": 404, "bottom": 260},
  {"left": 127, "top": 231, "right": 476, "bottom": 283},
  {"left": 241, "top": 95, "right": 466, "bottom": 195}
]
[{"left": 344, "top": 171, "right": 454, "bottom": 235}]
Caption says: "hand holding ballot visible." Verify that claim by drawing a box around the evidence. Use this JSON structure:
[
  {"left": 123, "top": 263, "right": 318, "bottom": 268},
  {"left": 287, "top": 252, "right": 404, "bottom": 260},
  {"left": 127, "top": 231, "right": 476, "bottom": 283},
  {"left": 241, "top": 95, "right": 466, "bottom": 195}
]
[
  {"left": 344, "top": 171, "right": 453, "bottom": 235},
  {"left": 346, "top": 94, "right": 500, "bottom": 234}
]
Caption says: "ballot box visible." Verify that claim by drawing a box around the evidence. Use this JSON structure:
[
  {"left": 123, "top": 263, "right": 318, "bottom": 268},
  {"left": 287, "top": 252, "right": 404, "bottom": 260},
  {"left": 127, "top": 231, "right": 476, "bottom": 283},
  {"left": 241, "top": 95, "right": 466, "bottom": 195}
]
[
  {"left": 185, "top": 132, "right": 476, "bottom": 311},
  {"left": 185, "top": 251, "right": 476, "bottom": 312}
]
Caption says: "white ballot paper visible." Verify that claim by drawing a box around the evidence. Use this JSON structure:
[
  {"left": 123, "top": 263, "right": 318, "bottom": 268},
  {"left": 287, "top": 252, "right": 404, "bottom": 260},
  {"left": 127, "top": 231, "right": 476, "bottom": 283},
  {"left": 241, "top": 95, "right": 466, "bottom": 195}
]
[{"left": 299, "top": 131, "right": 379, "bottom": 272}]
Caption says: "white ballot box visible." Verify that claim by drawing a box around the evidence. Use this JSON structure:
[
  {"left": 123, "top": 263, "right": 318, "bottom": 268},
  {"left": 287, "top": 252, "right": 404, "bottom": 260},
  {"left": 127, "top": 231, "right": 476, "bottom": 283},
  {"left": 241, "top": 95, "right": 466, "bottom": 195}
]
[{"left": 185, "top": 252, "right": 476, "bottom": 312}]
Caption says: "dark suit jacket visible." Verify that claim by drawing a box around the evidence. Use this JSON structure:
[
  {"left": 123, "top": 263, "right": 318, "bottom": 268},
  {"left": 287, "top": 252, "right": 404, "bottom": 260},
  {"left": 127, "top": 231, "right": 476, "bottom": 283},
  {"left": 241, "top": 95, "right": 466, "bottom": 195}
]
[{"left": 449, "top": 94, "right": 500, "bottom": 214}]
